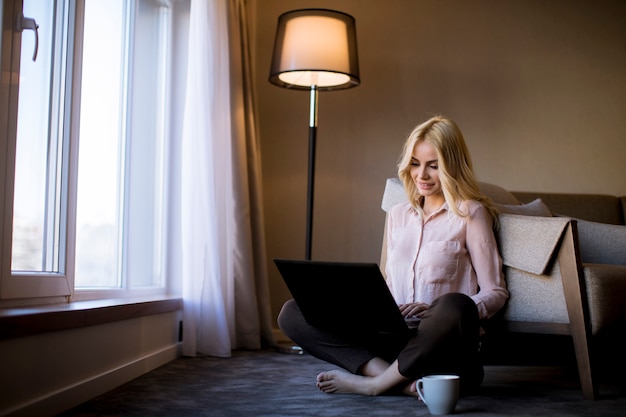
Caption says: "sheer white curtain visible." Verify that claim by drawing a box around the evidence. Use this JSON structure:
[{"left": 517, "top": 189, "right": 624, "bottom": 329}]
[{"left": 179, "top": 0, "right": 275, "bottom": 357}]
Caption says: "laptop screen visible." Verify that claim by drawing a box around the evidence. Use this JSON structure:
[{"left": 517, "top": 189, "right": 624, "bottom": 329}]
[{"left": 274, "top": 259, "right": 410, "bottom": 338}]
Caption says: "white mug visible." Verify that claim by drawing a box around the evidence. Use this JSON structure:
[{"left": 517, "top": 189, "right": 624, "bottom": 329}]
[{"left": 416, "top": 374, "right": 460, "bottom": 415}]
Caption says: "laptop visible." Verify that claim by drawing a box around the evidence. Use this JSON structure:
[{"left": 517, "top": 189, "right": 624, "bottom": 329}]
[{"left": 274, "top": 259, "right": 415, "bottom": 341}]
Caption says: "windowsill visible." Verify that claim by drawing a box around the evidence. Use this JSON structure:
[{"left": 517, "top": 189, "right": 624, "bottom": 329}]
[{"left": 0, "top": 295, "right": 183, "bottom": 341}]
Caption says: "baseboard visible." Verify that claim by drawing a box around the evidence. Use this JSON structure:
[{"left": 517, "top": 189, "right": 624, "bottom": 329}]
[{"left": 2, "top": 343, "right": 182, "bottom": 417}]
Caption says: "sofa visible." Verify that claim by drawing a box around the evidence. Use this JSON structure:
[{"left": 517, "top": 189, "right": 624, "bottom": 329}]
[{"left": 380, "top": 178, "right": 626, "bottom": 400}]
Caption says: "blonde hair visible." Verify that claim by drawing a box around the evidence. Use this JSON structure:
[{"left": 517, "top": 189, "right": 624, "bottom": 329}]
[{"left": 397, "top": 115, "right": 498, "bottom": 224}]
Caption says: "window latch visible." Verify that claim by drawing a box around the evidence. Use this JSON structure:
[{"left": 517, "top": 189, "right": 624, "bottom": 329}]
[{"left": 16, "top": 14, "right": 39, "bottom": 62}]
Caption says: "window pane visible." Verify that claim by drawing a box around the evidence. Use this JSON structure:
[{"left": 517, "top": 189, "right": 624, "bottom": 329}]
[
  {"left": 12, "top": 0, "right": 63, "bottom": 272},
  {"left": 74, "top": 0, "right": 125, "bottom": 287},
  {"left": 126, "top": 0, "right": 168, "bottom": 288},
  {"left": 75, "top": 0, "right": 168, "bottom": 289}
]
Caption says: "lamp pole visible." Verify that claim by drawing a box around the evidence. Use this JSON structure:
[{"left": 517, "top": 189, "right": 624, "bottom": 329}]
[{"left": 305, "top": 85, "right": 318, "bottom": 260}]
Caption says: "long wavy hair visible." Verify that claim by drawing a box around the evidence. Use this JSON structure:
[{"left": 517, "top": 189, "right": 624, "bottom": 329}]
[{"left": 397, "top": 115, "right": 498, "bottom": 224}]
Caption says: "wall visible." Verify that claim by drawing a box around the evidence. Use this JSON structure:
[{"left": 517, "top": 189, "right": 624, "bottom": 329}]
[
  {"left": 251, "top": 0, "right": 626, "bottom": 326},
  {"left": 0, "top": 311, "right": 181, "bottom": 416}
]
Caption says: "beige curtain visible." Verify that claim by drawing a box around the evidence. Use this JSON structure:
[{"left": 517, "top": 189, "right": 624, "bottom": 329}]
[
  {"left": 227, "top": 0, "right": 276, "bottom": 351},
  {"left": 180, "top": 0, "right": 275, "bottom": 357}
]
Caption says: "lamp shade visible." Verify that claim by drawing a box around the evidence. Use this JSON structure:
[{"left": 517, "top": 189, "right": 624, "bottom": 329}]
[{"left": 269, "top": 9, "right": 360, "bottom": 91}]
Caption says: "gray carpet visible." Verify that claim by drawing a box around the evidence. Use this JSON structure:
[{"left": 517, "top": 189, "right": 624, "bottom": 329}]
[{"left": 58, "top": 347, "right": 626, "bottom": 417}]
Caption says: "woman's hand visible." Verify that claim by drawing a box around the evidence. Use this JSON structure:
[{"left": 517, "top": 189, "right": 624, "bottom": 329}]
[{"left": 399, "top": 302, "right": 430, "bottom": 318}]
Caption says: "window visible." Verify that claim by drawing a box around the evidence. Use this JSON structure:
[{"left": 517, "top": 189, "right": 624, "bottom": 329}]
[{"left": 1, "top": 0, "right": 181, "bottom": 304}]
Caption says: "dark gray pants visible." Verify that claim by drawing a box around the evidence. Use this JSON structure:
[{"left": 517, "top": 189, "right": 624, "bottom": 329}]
[{"left": 278, "top": 292, "right": 483, "bottom": 393}]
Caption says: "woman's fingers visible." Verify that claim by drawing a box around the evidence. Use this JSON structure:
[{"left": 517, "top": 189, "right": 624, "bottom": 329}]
[{"left": 399, "top": 302, "right": 429, "bottom": 317}]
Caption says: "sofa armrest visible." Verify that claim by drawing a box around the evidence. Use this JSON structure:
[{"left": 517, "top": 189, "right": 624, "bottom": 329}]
[
  {"left": 497, "top": 214, "right": 570, "bottom": 275},
  {"left": 496, "top": 214, "right": 574, "bottom": 323},
  {"left": 496, "top": 214, "right": 597, "bottom": 399}
]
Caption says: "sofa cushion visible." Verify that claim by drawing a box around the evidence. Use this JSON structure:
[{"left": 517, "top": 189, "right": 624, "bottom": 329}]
[
  {"left": 382, "top": 179, "right": 521, "bottom": 212},
  {"left": 381, "top": 178, "right": 406, "bottom": 212},
  {"left": 513, "top": 192, "right": 623, "bottom": 225},
  {"left": 576, "top": 219, "right": 626, "bottom": 266},
  {"left": 478, "top": 182, "right": 520, "bottom": 205},
  {"left": 495, "top": 199, "right": 552, "bottom": 217},
  {"left": 583, "top": 264, "right": 626, "bottom": 335}
]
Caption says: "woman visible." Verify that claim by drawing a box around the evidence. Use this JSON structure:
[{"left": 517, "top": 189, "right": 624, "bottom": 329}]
[{"left": 278, "top": 115, "right": 509, "bottom": 396}]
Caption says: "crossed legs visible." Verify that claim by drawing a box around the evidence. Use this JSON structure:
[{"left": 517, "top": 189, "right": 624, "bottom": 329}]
[{"left": 278, "top": 293, "right": 482, "bottom": 397}]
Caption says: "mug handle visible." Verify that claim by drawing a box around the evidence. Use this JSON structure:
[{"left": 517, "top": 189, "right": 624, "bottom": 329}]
[{"left": 416, "top": 378, "right": 428, "bottom": 404}]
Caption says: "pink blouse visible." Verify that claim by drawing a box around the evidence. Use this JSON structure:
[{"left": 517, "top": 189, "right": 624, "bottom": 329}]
[{"left": 385, "top": 200, "right": 508, "bottom": 320}]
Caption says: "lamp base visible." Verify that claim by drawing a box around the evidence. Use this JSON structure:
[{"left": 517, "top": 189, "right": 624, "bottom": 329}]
[{"left": 276, "top": 342, "right": 304, "bottom": 355}]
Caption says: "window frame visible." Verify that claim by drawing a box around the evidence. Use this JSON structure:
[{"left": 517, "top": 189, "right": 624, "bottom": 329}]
[{"left": 0, "top": 0, "right": 81, "bottom": 303}]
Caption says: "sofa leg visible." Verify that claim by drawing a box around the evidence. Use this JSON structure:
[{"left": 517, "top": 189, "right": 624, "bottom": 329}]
[
  {"left": 560, "top": 223, "right": 598, "bottom": 400},
  {"left": 571, "top": 334, "right": 597, "bottom": 400}
]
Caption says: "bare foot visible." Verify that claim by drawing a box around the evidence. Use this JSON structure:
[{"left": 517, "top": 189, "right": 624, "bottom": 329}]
[{"left": 316, "top": 370, "right": 378, "bottom": 396}]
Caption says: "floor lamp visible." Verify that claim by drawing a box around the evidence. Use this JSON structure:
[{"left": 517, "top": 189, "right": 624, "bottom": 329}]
[{"left": 269, "top": 9, "right": 360, "bottom": 260}]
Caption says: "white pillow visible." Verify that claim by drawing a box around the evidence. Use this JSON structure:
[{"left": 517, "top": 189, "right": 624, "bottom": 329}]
[{"left": 495, "top": 198, "right": 552, "bottom": 217}]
